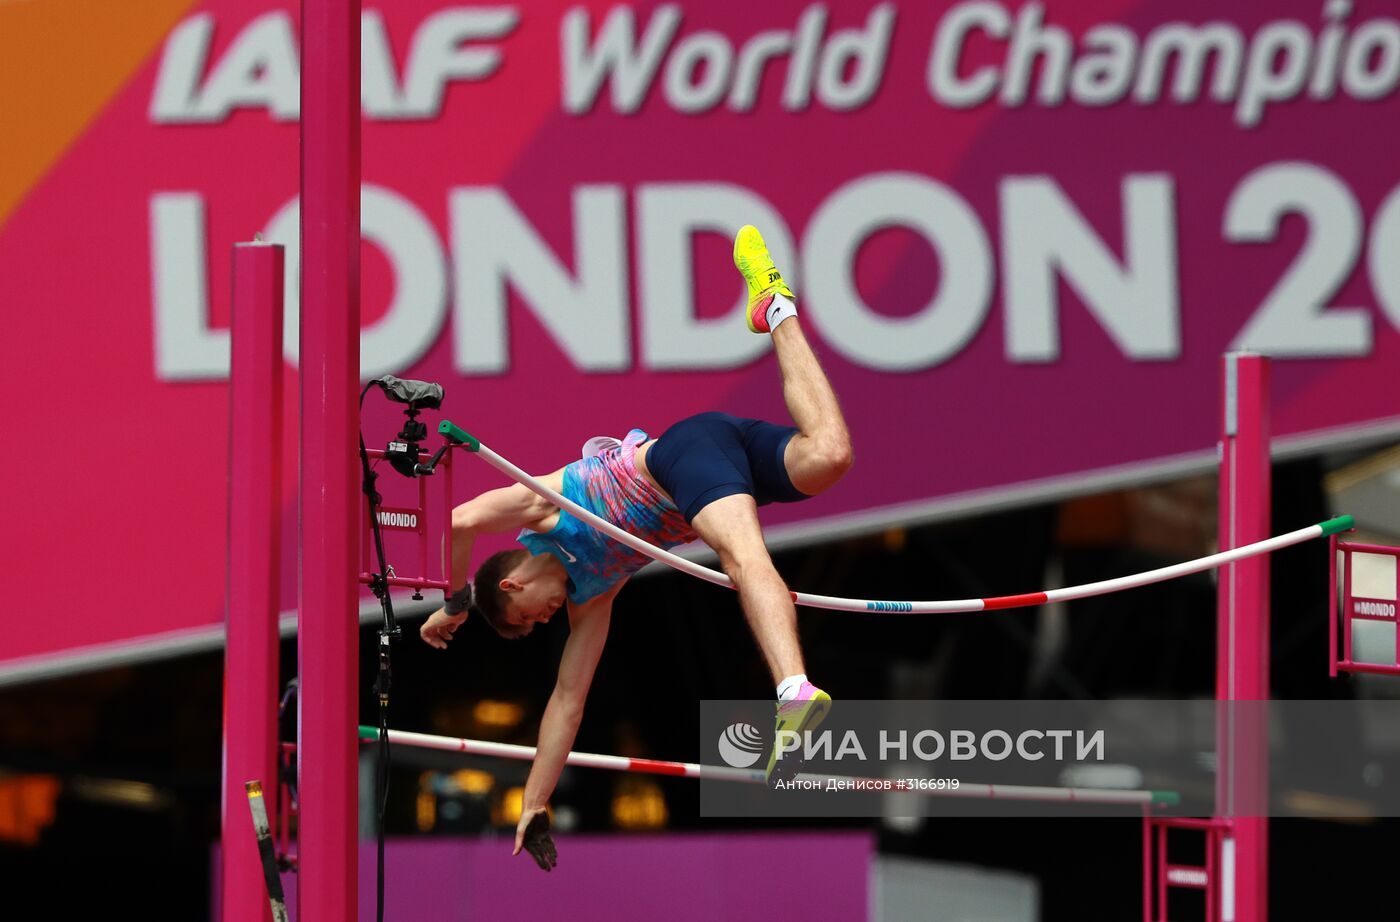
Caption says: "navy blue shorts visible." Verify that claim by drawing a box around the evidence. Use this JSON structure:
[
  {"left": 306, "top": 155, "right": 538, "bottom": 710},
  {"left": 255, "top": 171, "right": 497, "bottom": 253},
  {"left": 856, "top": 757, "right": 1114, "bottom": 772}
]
[{"left": 646, "top": 412, "right": 808, "bottom": 522}]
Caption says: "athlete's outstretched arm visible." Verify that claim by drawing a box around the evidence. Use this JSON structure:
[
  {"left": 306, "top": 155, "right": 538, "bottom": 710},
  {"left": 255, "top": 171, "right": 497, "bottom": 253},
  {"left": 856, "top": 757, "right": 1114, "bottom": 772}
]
[
  {"left": 514, "top": 580, "right": 622, "bottom": 867},
  {"left": 421, "top": 477, "right": 560, "bottom": 648}
]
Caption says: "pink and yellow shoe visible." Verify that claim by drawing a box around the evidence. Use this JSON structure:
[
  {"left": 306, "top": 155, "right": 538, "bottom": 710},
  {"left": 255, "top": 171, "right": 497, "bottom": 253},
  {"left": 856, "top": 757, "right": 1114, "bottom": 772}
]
[
  {"left": 733, "top": 224, "right": 796, "bottom": 334},
  {"left": 765, "top": 681, "right": 832, "bottom": 786}
]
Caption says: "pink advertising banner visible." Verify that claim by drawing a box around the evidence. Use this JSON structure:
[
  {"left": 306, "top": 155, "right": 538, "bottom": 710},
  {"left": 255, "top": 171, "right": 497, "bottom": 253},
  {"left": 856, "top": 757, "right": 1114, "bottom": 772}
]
[
  {"left": 3, "top": 0, "right": 1399, "bottom": 678},
  {"left": 211, "top": 832, "right": 874, "bottom": 920}
]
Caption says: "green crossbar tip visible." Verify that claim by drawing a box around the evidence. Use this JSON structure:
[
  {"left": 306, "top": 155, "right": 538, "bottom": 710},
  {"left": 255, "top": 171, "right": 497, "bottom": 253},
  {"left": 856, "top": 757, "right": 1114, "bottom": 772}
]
[
  {"left": 358, "top": 725, "right": 377, "bottom": 741},
  {"left": 1151, "top": 791, "right": 1182, "bottom": 807},
  {"left": 438, "top": 420, "right": 480, "bottom": 452},
  {"left": 1321, "top": 515, "right": 1355, "bottom": 537}
]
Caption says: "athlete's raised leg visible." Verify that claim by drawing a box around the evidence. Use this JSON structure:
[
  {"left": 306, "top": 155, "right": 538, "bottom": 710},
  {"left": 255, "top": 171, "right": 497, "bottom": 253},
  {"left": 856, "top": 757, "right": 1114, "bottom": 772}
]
[
  {"left": 733, "top": 225, "right": 853, "bottom": 497},
  {"left": 771, "top": 319, "right": 852, "bottom": 496}
]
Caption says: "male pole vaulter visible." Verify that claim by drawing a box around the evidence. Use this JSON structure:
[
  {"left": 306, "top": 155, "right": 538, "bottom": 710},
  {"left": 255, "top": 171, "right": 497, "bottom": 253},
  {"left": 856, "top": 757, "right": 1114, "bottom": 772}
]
[{"left": 420, "top": 227, "right": 852, "bottom": 869}]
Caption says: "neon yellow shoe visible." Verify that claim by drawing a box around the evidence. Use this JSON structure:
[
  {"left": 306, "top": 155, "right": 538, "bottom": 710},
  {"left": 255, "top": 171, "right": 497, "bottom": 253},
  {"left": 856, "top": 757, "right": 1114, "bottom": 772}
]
[
  {"left": 764, "top": 682, "right": 832, "bottom": 786},
  {"left": 733, "top": 224, "right": 796, "bottom": 333}
]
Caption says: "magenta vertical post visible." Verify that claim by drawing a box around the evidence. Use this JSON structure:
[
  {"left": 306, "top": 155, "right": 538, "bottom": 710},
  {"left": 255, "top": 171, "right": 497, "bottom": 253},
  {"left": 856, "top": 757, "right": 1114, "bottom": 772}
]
[
  {"left": 1205, "top": 826, "right": 1218, "bottom": 922},
  {"left": 1217, "top": 352, "right": 1271, "bottom": 922},
  {"left": 1155, "top": 824, "right": 1167, "bottom": 919},
  {"left": 1328, "top": 536, "right": 1339, "bottom": 678},
  {"left": 299, "top": 0, "right": 361, "bottom": 919},
  {"left": 1342, "top": 552, "right": 1353, "bottom": 667},
  {"left": 1141, "top": 816, "right": 1152, "bottom": 922},
  {"left": 223, "top": 241, "right": 285, "bottom": 922}
]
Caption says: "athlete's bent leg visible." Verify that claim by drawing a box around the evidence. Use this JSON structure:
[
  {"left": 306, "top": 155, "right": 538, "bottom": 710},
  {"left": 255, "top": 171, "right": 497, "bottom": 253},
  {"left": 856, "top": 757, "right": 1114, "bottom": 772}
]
[{"left": 771, "top": 318, "right": 853, "bottom": 497}]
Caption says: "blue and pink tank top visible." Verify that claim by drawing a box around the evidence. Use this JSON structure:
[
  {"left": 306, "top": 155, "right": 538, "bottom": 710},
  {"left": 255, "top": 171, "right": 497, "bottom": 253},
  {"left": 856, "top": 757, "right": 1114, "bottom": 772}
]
[{"left": 517, "top": 429, "right": 695, "bottom": 603}]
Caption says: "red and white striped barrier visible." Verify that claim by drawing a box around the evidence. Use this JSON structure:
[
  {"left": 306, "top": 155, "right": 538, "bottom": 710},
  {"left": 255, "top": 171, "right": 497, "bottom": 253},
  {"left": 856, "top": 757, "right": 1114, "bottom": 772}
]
[{"left": 358, "top": 725, "right": 1179, "bottom": 806}]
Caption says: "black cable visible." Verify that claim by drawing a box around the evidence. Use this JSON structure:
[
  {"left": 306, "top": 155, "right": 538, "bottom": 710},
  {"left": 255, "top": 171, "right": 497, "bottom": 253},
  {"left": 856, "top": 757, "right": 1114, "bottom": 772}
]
[
  {"left": 356, "top": 378, "right": 448, "bottom": 921},
  {"left": 376, "top": 647, "right": 391, "bottom": 922},
  {"left": 277, "top": 679, "right": 299, "bottom": 872},
  {"left": 279, "top": 384, "right": 416, "bottom": 917},
  {"left": 358, "top": 382, "right": 400, "bottom": 922}
]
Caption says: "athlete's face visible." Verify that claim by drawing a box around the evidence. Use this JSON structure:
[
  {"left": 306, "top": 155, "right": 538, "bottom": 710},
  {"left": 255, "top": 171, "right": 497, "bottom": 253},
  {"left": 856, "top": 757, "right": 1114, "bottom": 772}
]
[{"left": 502, "top": 569, "right": 567, "bottom": 634}]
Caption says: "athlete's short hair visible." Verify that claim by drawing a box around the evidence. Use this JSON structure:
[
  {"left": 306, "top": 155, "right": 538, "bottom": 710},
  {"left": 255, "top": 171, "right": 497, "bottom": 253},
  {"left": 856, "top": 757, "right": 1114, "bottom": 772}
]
[{"left": 472, "top": 548, "right": 532, "bottom": 639}]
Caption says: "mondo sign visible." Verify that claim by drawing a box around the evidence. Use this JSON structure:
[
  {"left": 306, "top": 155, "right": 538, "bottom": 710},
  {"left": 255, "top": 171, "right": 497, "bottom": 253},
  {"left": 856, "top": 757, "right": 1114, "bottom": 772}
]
[{"left": 2, "top": 0, "right": 1398, "bottom": 677}]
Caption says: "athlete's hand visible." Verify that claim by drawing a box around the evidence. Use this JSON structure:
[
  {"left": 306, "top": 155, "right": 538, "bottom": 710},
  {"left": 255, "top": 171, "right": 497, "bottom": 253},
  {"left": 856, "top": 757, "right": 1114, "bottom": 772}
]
[
  {"left": 513, "top": 807, "right": 556, "bottom": 871},
  {"left": 420, "top": 608, "right": 467, "bottom": 649}
]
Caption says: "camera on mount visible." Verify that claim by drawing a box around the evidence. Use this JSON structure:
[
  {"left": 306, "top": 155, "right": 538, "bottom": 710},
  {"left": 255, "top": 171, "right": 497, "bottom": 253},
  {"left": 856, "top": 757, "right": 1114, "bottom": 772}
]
[{"left": 374, "top": 375, "right": 444, "bottom": 478}]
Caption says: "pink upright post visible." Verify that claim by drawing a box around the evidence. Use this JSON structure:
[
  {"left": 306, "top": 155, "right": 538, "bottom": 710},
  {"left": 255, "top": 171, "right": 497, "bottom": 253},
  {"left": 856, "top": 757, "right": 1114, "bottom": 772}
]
[
  {"left": 1329, "top": 536, "right": 1339, "bottom": 678},
  {"left": 1141, "top": 815, "right": 1151, "bottom": 922},
  {"left": 1217, "top": 352, "right": 1271, "bottom": 922},
  {"left": 222, "top": 241, "right": 285, "bottom": 922},
  {"left": 298, "top": 0, "right": 361, "bottom": 919}
]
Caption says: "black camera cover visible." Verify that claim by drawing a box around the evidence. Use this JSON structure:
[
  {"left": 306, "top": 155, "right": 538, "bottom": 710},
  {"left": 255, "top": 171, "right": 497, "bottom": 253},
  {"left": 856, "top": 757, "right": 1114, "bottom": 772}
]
[{"left": 375, "top": 375, "right": 443, "bottom": 409}]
